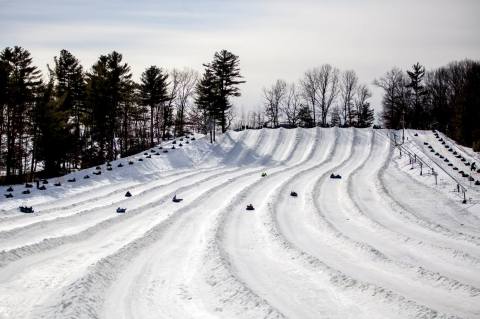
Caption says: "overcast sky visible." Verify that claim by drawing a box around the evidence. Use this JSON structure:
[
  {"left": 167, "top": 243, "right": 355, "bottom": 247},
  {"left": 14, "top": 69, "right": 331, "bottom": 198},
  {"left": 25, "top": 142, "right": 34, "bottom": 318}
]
[{"left": 1, "top": 0, "right": 479, "bottom": 117}]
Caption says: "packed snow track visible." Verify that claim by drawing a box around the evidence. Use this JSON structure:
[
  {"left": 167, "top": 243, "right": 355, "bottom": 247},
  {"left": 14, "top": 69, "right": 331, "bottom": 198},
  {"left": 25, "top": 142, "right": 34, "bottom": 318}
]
[{"left": 1, "top": 128, "right": 479, "bottom": 319}]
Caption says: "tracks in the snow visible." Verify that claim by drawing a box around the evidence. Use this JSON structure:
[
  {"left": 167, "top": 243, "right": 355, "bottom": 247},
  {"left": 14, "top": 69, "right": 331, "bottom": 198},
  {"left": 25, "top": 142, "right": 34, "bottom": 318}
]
[{"left": 0, "top": 128, "right": 479, "bottom": 319}]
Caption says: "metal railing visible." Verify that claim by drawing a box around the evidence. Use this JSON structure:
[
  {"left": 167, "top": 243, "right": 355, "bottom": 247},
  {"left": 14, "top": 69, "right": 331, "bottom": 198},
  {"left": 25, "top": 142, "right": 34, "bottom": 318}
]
[{"left": 376, "top": 130, "right": 469, "bottom": 203}]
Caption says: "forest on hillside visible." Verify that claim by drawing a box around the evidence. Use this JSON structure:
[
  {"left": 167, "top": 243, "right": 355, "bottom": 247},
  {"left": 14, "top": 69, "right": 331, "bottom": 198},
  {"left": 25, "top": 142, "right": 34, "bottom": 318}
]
[
  {"left": 375, "top": 60, "right": 480, "bottom": 151},
  {"left": 1, "top": 46, "right": 479, "bottom": 183},
  {"left": 0, "top": 47, "right": 244, "bottom": 183}
]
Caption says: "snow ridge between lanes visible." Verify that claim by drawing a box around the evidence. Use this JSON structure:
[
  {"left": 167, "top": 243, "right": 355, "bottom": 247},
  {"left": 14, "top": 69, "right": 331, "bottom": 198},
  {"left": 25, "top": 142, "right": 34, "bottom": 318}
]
[{"left": 0, "top": 128, "right": 479, "bottom": 319}]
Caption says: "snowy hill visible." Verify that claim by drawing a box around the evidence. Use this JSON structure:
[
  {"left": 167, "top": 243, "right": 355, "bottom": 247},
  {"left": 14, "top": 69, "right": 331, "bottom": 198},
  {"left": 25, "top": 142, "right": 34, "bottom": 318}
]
[{"left": 1, "top": 127, "right": 480, "bottom": 319}]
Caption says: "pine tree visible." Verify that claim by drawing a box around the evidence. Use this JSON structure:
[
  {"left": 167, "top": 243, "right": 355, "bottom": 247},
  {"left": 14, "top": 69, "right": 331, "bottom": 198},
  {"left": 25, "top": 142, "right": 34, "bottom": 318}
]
[
  {"left": 0, "top": 59, "right": 10, "bottom": 165},
  {"left": 357, "top": 103, "right": 375, "bottom": 128},
  {"left": 195, "top": 67, "right": 218, "bottom": 142},
  {"left": 0, "top": 46, "right": 42, "bottom": 182},
  {"left": 330, "top": 106, "right": 341, "bottom": 127},
  {"left": 86, "top": 51, "right": 132, "bottom": 164},
  {"left": 86, "top": 55, "right": 109, "bottom": 164},
  {"left": 107, "top": 51, "right": 132, "bottom": 160},
  {"left": 53, "top": 49, "right": 85, "bottom": 167},
  {"left": 208, "top": 50, "right": 245, "bottom": 133},
  {"left": 118, "top": 80, "right": 141, "bottom": 156},
  {"left": 34, "top": 76, "right": 73, "bottom": 176},
  {"left": 354, "top": 84, "right": 374, "bottom": 127},
  {"left": 406, "top": 62, "right": 427, "bottom": 128},
  {"left": 297, "top": 105, "right": 314, "bottom": 128},
  {"left": 140, "top": 66, "right": 169, "bottom": 147}
]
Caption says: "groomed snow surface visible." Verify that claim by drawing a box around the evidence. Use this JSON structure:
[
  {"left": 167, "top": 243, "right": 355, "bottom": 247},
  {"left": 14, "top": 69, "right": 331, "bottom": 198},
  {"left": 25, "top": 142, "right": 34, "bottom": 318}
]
[{"left": 1, "top": 127, "right": 480, "bottom": 319}]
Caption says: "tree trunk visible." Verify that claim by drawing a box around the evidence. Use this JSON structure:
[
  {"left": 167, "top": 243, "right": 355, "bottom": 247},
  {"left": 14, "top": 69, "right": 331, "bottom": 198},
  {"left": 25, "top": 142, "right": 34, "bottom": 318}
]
[
  {"left": 209, "top": 117, "right": 213, "bottom": 143},
  {"left": 29, "top": 126, "right": 37, "bottom": 182},
  {"left": 6, "top": 130, "right": 14, "bottom": 182},
  {"left": 221, "top": 109, "right": 225, "bottom": 133},
  {"left": 150, "top": 105, "right": 154, "bottom": 147},
  {"left": 213, "top": 116, "right": 216, "bottom": 142}
]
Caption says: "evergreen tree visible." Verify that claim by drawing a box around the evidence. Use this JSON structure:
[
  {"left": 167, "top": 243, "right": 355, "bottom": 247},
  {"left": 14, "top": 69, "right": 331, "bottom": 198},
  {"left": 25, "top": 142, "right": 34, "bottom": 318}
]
[
  {"left": 0, "top": 46, "right": 42, "bottom": 182},
  {"left": 53, "top": 49, "right": 85, "bottom": 167},
  {"left": 355, "top": 84, "right": 374, "bottom": 127},
  {"left": 297, "top": 105, "right": 314, "bottom": 128},
  {"left": 406, "top": 62, "right": 427, "bottom": 128},
  {"left": 86, "top": 51, "right": 132, "bottom": 164},
  {"left": 357, "top": 103, "right": 375, "bottom": 128},
  {"left": 140, "top": 66, "right": 169, "bottom": 147},
  {"left": 330, "top": 106, "right": 341, "bottom": 127},
  {"left": 195, "top": 67, "right": 218, "bottom": 142},
  {"left": 86, "top": 55, "right": 109, "bottom": 164},
  {"left": 107, "top": 51, "right": 133, "bottom": 160},
  {"left": 208, "top": 50, "right": 245, "bottom": 133},
  {"left": 34, "top": 76, "right": 73, "bottom": 176},
  {"left": 116, "top": 79, "right": 141, "bottom": 156},
  {"left": 0, "top": 59, "right": 10, "bottom": 166}
]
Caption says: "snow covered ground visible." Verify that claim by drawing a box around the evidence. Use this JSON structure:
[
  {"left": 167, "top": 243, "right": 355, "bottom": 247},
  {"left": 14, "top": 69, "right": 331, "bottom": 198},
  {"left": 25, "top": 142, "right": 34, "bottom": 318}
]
[{"left": 1, "top": 127, "right": 479, "bottom": 319}]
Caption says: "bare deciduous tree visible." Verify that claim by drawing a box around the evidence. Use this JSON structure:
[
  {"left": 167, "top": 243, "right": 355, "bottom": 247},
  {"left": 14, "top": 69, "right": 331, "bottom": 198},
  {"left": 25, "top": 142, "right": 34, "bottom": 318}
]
[
  {"left": 300, "top": 69, "right": 319, "bottom": 125},
  {"left": 340, "top": 70, "right": 358, "bottom": 126},
  {"left": 318, "top": 64, "right": 340, "bottom": 127},
  {"left": 170, "top": 68, "right": 198, "bottom": 136},
  {"left": 374, "top": 68, "right": 408, "bottom": 129},
  {"left": 263, "top": 79, "right": 286, "bottom": 128},
  {"left": 281, "top": 83, "right": 301, "bottom": 127},
  {"left": 187, "top": 99, "right": 207, "bottom": 134},
  {"left": 301, "top": 65, "right": 340, "bottom": 127},
  {"left": 355, "top": 84, "right": 371, "bottom": 115}
]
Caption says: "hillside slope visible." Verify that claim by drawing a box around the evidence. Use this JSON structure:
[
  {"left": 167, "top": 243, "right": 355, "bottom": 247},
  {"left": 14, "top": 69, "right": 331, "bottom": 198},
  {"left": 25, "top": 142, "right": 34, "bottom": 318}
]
[{"left": 0, "top": 128, "right": 479, "bottom": 319}]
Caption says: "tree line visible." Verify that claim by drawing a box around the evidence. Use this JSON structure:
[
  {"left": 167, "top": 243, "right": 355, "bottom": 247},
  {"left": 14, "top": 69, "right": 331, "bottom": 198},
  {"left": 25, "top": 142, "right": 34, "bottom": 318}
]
[
  {"left": 2, "top": 45, "right": 478, "bottom": 183},
  {"left": 375, "top": 60, "right": 480, "bottom": 150},
  {"left": 0, "top": 46, "right": 244, "bottom": 183},
  {"left": 239, "top": 64, "right": 375, "bottom": 130},
  {"left": 245, "top": 59, "right": 479, "bottom": 153}
]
